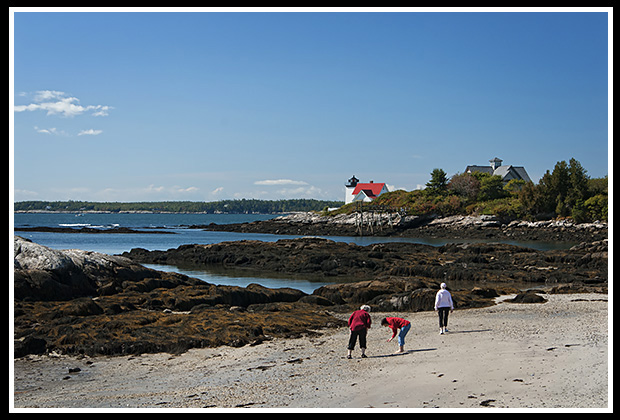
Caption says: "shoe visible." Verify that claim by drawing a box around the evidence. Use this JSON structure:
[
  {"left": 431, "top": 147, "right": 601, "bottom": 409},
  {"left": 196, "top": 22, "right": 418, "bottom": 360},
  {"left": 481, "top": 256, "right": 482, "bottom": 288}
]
[
  {"left": 347, "top": 355, "right": 352, "bottom": 359},
  {"left": 361, "top": 354, "right": 367, "bottom": 358},
  {"left": 444, "top": 328, "right": 449, "bottom": 333},
  {"left": 439, "top": 329, "right": 444, "bottom": 335}
]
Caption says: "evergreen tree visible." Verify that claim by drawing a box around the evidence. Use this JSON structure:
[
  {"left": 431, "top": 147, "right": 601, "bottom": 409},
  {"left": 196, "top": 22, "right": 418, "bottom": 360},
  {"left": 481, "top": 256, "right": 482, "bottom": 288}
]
[{"left": 425, "top": 168, "right": 448, "bottom": 195}]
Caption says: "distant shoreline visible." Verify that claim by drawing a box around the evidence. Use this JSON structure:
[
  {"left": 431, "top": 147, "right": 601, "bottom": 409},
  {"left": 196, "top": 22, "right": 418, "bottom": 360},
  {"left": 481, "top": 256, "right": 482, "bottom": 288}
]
[
  {"left": 13, "top": 210, "right": 288, "bottom": 215},
  {"left": 13, "top": 199, "right": 343, "bottom": 214},
  {"left": 13, "top": 226, "right": 175, "bottom": 234}
]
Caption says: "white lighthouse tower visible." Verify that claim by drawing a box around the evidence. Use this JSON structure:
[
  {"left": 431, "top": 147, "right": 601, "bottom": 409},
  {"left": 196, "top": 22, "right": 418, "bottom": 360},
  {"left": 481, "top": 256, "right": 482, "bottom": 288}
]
[{"left": 345, "top": 175, "right": 359, "bottom": 205}]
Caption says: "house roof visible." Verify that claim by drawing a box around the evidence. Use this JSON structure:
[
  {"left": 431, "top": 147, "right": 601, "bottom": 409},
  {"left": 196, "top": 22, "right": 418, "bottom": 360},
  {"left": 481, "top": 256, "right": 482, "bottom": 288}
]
[
  {"left": 465, "top": 165, "right": 531, "bottom": 183},
  {"left": 508, "top": 166, "right": 532, "bottom": 183},
  {"left": 465, "top": 165, "right": 494, "bottom": 175},
  {"left": 352, "top": 183, "right": 386, "bottom": 197}
]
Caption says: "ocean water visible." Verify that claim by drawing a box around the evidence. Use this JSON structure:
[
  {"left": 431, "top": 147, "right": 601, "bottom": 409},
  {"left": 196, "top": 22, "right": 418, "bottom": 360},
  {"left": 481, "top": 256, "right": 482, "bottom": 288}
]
[{"left": 12, "top": 212, "right": 573, "bottom": 293}]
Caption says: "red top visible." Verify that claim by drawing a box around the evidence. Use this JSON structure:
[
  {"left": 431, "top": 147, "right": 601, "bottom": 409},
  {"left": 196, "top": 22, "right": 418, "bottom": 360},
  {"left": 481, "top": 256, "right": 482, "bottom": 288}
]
[
  {"left": 384, "top": 317, "right": 411, "bottom": 338},
  {"left": 348, "top": 309, "right": 372, "bottom": 332},
  {"left": 352, "top": 183, "right": 386, "bottom": 197}
]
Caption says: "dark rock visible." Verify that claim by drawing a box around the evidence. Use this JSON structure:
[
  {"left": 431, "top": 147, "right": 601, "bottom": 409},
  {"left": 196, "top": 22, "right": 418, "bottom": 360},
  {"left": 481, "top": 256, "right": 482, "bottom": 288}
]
[
  {"left": 14, "top": 336, "right": 47, "bottom": 357},
  {"left": 13, "top": 237, "right": 346, "bottom": 358},
  {"left": 122, "top": 237, "right": 607, "bottom": 287},
  {"left": 298, "top": 295, "right": 336, "bottom": 306},
  {"left": 508, "top": 291, "right": 548, "bottom": 304},
  {"left": 471, "top": 287, "right": 500, "bottom": 298}
]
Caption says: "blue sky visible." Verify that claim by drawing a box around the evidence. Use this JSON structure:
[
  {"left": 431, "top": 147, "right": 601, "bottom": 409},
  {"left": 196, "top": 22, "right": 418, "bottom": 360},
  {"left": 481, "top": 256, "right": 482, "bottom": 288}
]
[{"left": 11, "top": 8, "right": 610, "bottom": 203}]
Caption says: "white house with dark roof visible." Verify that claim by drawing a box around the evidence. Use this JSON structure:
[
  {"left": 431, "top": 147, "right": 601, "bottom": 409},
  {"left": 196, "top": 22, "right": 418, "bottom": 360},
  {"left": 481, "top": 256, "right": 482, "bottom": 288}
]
[
  {"left": 345, "top": 175, "right": 389, "bottom": 204},
  {"left": 465, "top": 157, "right": 531, "bottom": 184}
]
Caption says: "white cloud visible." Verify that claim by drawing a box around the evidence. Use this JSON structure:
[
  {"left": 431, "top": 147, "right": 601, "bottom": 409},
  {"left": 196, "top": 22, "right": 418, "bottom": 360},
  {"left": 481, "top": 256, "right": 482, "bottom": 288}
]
[
  {"left": 33, "top": 90, "right": 65, "bottom": 102},
  {"left": 276, "top": 185, "right": 326, "bottom": 198},
  {"left": 91, "top": 106, "right": 111, "bottom": 117},
  {"left": 34, "top": 126, "right": 66, "bottom": 135},
  {"left": 254, "top": 179, "right": 309, "bottom": 186},
  {"left": 211, "top": 187, "right": 225, "bottom": 195},
  {"left": 146, "top": 184, "right": 166, "bottom": 193},
  {"left": 77, "top": 129, "right": 103, "bottom": 136},
  {"left": 14, "top": 90, "right": 112, "bottom": 118},
  {"left": 175, "top": 186, "right": 199, "bottom": 193}
]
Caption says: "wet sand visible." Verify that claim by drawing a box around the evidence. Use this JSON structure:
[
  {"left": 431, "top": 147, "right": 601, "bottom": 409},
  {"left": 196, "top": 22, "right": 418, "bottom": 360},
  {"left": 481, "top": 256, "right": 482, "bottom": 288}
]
[{"left": 12, "top": 293, "right": 609, "bottom": 411}]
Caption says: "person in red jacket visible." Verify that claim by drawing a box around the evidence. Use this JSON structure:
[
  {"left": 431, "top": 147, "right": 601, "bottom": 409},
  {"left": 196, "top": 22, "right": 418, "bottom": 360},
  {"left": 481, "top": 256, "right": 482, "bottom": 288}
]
[
  {"left": 381, "top": 316, "right": 411, "bottom": 354},
  {"left": 347, "top": 305, "right": 372, "bottom": 359}
]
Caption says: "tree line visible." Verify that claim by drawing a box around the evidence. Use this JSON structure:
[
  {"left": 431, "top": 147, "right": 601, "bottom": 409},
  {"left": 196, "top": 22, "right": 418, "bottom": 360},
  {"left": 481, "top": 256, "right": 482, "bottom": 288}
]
[
  {"left": 14, "top": 198, "right": 344, "bottom": 214},
  {"left": 365, "top": 157, "right": 607, "bottom": 223}
]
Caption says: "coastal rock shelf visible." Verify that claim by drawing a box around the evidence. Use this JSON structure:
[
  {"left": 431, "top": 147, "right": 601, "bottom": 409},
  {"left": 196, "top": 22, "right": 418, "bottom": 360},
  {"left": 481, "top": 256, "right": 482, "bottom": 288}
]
[
  {"left": 13, "top": 236, "right": 342, "bottom": 358},
  {"left": 200, "top": 213, "right": 607, "bottom": 243},
  {"left": 122, "top": 237, "right": 608, "bottom": 287},
  {"left": 13, "top": 234, "right": 607, "bottom": 359}
]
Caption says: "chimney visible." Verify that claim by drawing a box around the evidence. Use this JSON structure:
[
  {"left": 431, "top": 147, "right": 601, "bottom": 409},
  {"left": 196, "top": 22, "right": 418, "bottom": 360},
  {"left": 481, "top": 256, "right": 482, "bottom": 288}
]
[{"left": 489, "top": 157, "right": 503, "bottom": 171}]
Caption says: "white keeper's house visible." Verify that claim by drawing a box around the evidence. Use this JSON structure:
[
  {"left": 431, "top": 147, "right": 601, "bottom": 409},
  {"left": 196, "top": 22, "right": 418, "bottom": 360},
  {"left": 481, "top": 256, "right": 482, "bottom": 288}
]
[{"left": 345, "top": 175, "right": 389, "bottom": 205}]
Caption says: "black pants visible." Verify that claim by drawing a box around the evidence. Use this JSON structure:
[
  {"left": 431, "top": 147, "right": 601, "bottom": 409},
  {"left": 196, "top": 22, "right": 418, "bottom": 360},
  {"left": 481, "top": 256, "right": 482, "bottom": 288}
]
[
  {"left": 347, "top": 329, "right": 367, "bottom": 350},
  {"left": 438, "top": 307, "right": 450, "bottom": 328}
]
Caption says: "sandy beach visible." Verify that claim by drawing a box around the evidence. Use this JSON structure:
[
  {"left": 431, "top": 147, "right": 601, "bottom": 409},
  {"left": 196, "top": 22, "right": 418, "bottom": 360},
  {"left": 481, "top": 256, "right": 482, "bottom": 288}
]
[{"left": 12, "top": 292, "right": 610, "bottom": 411}]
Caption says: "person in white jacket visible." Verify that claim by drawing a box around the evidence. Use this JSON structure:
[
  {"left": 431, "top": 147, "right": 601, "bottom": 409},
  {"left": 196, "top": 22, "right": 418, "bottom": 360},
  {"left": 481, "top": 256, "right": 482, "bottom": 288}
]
[{"left": 434, "top": 282, "right": 454, "bottom": 334}]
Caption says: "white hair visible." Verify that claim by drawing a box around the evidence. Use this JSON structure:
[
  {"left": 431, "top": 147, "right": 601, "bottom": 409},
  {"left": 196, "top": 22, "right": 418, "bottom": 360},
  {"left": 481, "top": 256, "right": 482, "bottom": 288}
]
[
  {"left": 440, "top": 283, "right": 447, "bottom": 289},
  {"left": 360, "top": 305, "right": 371, "bottom": 312}
]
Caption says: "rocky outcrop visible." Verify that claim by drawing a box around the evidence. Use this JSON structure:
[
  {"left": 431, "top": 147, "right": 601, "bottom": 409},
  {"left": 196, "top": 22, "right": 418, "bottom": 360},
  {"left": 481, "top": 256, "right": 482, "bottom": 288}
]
[
  {"left": 14, "top": 236, "right": 166, "bottom": 301},
  {"left": 200, "top": 213, "right": 607, "bottom": 243},
  {"left": 123, "top": 237, "right": 608, "bottom": 287},
  {"left": 13, "top": 236, "right": 341, "bottom": 358}
]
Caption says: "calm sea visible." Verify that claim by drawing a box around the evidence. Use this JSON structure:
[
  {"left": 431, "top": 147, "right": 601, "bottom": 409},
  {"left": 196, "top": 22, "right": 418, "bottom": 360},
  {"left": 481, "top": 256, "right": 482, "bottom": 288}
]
[{"left": 13, "top": 212, "right": 573, "bottom": 293}]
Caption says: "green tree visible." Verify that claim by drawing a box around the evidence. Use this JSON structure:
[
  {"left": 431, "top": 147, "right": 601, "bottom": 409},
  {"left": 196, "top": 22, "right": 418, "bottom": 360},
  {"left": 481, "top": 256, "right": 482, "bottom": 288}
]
[
  {"left": 503, "top": 179, "right": 526, "bottom": 195},
  {"left": 538, "top": 160, "right": 570, "bottom": 215},
  {"left": 518, "top": 158, "right": 603, "bottom": 222},
  {"left": 471, "top": 172, "right": 505, "bottom": 201},
  {"left": 425, "top": 168, "right": 448, "bottom": 196},
  {"left": 588, "top": 176, "right": 608, "bottom": 195},
  {"left": 518, "top": 181, "right": 545, "bottom": 218},
  {"left": 584, "top": 194, "right": 608, "bottom": 221},
  {"left": 566, "top": 158, "right": 590, "bottom": 212}
]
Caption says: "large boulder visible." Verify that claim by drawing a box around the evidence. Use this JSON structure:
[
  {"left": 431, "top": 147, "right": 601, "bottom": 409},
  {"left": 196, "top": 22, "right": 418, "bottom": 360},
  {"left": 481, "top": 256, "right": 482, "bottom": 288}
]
[{"left": 13, "top": 236, "right": 167, "bottom": 301}]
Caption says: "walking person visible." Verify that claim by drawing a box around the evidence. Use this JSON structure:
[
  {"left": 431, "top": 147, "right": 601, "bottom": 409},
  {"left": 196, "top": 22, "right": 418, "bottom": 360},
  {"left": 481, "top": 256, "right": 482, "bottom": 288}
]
[
  {"left": 435, "top": 282, "right": 454, "bottom": 334},
  {"left": 381, "top": 316, "right": 411, "bottom": 354},
  {"left": 347, "top": 305, "right": 372, "bottom": 359}
]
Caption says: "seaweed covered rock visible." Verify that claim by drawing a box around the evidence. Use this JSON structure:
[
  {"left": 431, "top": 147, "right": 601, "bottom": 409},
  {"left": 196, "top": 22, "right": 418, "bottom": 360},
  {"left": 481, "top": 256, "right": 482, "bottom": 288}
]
[
  {"left": 12, "top": 237, "right": 343, "bottom": 358},
  {"left": 123, "top": 237, "right": 608, "bottom": 287}
]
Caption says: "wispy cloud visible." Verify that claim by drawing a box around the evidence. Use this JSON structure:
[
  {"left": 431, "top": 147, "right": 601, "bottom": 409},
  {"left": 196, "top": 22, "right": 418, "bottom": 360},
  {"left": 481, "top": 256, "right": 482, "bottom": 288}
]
[
  {"left": 254, "top": 179, "right": 308, "bottom": 186},
  {"left": 14, "top": 90, "right": 112, "bottom": 117},
  {"left": 77, "top": 129, "right": 103, "bottom": 136},
  {"left": 34, "top": 126, "right": 67, "bottom": 136}
]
